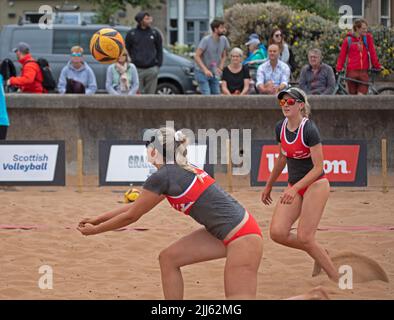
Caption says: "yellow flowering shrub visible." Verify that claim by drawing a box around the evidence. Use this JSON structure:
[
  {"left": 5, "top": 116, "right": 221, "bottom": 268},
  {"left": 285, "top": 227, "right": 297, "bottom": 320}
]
[{"left": 224, "top": 2, "right": 394, "bottom": 78}]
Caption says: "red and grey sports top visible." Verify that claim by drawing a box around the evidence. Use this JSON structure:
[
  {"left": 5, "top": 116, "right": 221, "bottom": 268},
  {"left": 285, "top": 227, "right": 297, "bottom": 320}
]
[
  {"left": 143, "top": 164, "right": 245, "bottom": 240},
  {"left": 276, "top": 117, "right": 324, "bottom": 184},
  {"left": 165, "top": 167, "right": 215, "bottom": 215}
]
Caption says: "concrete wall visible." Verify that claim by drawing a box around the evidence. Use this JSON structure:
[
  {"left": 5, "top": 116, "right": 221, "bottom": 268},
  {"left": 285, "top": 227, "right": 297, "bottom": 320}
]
[{"left": 5, "top": 94, "right": 394, "bottom": 175}]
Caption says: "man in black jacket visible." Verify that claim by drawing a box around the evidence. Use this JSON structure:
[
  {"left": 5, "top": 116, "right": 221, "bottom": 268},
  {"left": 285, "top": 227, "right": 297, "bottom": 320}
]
[{"left": 125, "top": 11, "right": 163, "bottom": 94}]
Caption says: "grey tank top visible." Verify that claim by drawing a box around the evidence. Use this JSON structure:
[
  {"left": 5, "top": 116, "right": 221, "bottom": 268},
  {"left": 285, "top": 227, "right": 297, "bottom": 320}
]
[{"left": 143, "top": 164, "right": 245, "bottom": 240}]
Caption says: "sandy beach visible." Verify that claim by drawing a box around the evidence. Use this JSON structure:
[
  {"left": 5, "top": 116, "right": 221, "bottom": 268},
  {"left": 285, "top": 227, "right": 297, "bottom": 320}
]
[{"left": 0, "top": 174, "right": 393, "bottom": 300}]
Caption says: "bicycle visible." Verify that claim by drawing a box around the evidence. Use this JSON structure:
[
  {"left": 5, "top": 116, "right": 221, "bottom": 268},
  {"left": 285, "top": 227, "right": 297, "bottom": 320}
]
[{"left": 333, "top": 69, "right": 394, "bottom": 95}]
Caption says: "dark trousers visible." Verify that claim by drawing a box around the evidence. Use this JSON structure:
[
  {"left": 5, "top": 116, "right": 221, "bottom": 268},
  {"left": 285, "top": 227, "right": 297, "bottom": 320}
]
[{"left": 0, "top": 125, "right": 8, "bottom": 140}]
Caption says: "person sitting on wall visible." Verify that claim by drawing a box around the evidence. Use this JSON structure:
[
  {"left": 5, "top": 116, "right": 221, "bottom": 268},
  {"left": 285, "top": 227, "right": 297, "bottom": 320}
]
[
  {"left": 256, "top": 44, "right": 290, "bottom": 95},
  {"left": 106, "top": 52, "right": 139, "bottom": 95},
  {"left": 6, "top": 42, "right": 45, "bottom": 94},
  {"left": 298, "top": 48, "right": 336, "bottom": 95},
  {"left": 58, "top": 46, "right": 97, "bottom": 95}
]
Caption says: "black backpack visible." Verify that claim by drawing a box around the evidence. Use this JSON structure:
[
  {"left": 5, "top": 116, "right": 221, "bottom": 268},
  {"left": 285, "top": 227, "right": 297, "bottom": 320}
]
[
  {"left": 26, "top": 58, "right": 57, "bottom": 91},
  {"left": 0, "top": 58, "right": 17, "bottom": 80},
  {"left": 0, "top": 59, "right": 17, "bottom": 92}
]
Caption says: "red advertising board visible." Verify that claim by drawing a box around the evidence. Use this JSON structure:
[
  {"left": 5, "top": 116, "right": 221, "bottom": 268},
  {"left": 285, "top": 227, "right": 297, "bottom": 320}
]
[{"left": 251, "top": 140, "right": 367, "bottom": 187}]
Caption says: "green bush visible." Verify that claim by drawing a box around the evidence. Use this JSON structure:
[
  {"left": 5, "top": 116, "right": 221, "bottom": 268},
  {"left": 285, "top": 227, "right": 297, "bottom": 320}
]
[
  {"left": 168, "top": 43, "right": 195, "bottom": 59},
  {"left": 224, "top": 2, "right": 394, "bottom": 79},
  {"left": 226, "top": 0, "right": 338, "bottom": 21}
]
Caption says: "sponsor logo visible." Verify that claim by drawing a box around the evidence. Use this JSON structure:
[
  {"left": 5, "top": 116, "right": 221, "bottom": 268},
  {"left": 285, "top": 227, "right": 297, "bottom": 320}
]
[
  {"left": 2, "top": 153, "right": 49, "bottom": 172},
  {"left": 172, "top": 202, "right": 194, "bottom": 212},
  {"left": 257, "top": 145, "right": 360, "bottom": 183}
]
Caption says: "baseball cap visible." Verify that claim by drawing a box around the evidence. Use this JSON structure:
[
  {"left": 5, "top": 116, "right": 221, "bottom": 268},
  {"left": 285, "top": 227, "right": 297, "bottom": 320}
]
[
  {"left": 245, "top": 38, "right": 260, "bottom": 46},
  {"left": 277, "top": 87, "right": 306, "bottom": 102},
  {"left": 13, "top": 42, "right": 30, "bottom": 54},
  {"left": 245, "top": 33, "right": 260, "bottom": 46}
]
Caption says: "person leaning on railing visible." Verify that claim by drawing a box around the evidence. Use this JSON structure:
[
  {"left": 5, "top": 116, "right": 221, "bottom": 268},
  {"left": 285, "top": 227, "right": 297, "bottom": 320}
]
[{"left": 336, "top": 18, "right": 382, "bottom": 95}]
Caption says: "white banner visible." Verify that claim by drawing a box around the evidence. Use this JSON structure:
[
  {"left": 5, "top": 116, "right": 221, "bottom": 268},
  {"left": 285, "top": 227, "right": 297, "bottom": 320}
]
[
  {"left": 106, "top": 144, "right": 208, "bottom": 183},
  {"left": 0, "top": 145, "right": 59, "bottom": 181}
]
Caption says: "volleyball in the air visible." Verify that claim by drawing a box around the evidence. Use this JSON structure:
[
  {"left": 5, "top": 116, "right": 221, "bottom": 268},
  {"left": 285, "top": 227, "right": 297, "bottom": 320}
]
[{"left": 90, "top": 28, "right": 125, "bottom": 64}]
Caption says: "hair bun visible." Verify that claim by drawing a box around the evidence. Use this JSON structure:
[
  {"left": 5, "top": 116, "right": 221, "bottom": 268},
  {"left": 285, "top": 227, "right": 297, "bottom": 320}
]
[{"left": 174, "top": 130, "right": 185, "bottom": 142}]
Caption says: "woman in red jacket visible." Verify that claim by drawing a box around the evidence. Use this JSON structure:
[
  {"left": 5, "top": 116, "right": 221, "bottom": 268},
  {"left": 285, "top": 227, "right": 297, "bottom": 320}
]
[
  {"left": 7, "top": 42, "right": 45, "bottom": 94},
  {"left": 336, "top": 19, "right": 381, "bottom": 95}
]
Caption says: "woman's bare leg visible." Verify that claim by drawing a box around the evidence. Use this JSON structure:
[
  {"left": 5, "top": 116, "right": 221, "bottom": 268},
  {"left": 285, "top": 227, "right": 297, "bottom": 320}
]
[
  {"left": 224, "top": 234, "right": 263, "bottom": 299},
  {"left": 270, "top": 180, "right": 338, "bottom": 281},
  {"left": 297, "top": 179, "right": 339, "bottom": 281},
  {"left": 270, "top": 193, "right": 304, "bottom": 249},
  {"left": 158, "top": 228, "right": 226, "bottom": 300}
]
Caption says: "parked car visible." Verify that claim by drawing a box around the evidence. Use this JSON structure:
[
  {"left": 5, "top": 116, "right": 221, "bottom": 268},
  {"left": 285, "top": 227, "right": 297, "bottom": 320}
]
[{"left": 0, "top": 24, "right": 198, "bottom": 94}]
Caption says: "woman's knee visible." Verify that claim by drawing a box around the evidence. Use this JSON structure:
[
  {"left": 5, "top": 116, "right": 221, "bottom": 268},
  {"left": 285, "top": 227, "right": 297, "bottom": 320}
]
[
  {"left": 158, "top": 247, "right": 179, "bottom": 269},
  {"left": 297, "top": 230, "right": 315, "bottom": 247},
  {"left": 270, "top": 226, "right": 289, "bottom": 244}
]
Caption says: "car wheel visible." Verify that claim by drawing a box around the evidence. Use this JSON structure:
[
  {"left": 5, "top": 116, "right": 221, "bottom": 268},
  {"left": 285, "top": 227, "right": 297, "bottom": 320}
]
[{"left": 156, "top": 82, "right": 181, "bottom": 95}]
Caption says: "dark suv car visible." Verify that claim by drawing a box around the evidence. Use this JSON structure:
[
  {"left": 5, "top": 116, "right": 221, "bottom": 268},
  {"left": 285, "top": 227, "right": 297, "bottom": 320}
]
[{"left": 0, "top": 24, "right": 198, "bottom": 94}]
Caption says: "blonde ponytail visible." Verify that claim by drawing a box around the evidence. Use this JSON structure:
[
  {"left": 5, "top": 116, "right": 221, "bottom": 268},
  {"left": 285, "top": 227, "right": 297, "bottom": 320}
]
[{"left": 156, "top": 127, "right": 203, "bottom": 182}]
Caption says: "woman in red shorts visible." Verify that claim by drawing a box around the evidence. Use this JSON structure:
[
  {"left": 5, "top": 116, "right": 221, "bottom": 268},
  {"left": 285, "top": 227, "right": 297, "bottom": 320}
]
[
  {"left": 261, "top": 87, "right": 339, "bottom": 282},
  {"left": 78, "top": 127, "right": 263, "bottom": 299}
]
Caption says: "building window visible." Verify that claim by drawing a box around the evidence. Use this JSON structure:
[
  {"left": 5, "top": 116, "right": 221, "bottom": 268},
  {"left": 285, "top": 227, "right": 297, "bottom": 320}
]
[
  {"left": 215, "top": 0, "right": 224, "bottom": 17},
  {"left": 380, "top": 0, "right": 391, "bottom": 26},
  {"left": 24, "top": 12, "right": 45, "bottom": 24},
  {"left": 185, "top": 0, "right": 210, "bottom": 47},
  {"left": 332, "top": 0, "right": 364, "bottom": 18},
  {"left": 168, "top": 0, "right": 178, "bottom": 45},
  {"left": 169, "top": 19, "right": 178, "bottom": 45},
  {"left": 185, "top": 0, "right": 209, "bottom": 18}
]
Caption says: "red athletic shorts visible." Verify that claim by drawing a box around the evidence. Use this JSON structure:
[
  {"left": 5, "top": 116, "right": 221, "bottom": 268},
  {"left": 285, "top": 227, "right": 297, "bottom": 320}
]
[
  {"left": 289, "top": 175, "right": 328, "bottom": 197},
  {"left": 223, "top": 212, "right": 262, "bottom": 246}
]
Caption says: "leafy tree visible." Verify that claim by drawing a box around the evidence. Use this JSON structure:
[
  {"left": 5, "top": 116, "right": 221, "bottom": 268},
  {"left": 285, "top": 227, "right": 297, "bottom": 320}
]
[{"left": 226, "top": 0, "right": 338, "bottom": 21}]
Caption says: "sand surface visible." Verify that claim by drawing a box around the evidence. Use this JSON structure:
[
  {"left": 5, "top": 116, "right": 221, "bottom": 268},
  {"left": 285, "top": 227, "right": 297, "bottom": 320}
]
[{"left": 0, "top": 174, "right": 393, "bottom": 300}]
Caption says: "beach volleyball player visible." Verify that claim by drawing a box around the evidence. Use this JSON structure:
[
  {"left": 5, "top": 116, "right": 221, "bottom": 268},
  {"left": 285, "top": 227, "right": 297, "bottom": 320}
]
[
  {"left": 78, "top": 127, "right": 263, "bottom": 299},
  {"left": 261, "top": 87, "right": 339, "bottom": 282}
]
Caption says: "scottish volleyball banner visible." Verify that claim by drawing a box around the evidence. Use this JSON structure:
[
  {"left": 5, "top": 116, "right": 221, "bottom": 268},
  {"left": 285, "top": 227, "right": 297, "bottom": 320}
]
[{"left": 0, "top": 141, "right": 65, "bottom": 185}]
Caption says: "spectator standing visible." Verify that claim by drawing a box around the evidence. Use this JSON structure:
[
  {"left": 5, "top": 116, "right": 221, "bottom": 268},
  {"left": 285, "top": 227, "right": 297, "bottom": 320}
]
[
  {"left": 221, "top": 48, "right": 250, "bottom": 95},
  {"left": 58, "top": 46, "right": 97, "bottom": 95},
  {"left": 194, "top": 18, "right": 230, "bottom": 95},
  {"left": 6, "top": 42, "right": 45, "bottom": 93},
  {"left": 336, "top": 18, "right": 381, "bottom": 95},
  {"left": 106, "top": 52, "right": 139, "bottom": 95},
  {"left": 299, "top": 48, "right": 336, "bottom": 95},
  {"left": 125, "top": 11, "right": 163, "bottom": 94},
  {"left": 256, "top": 44, "right": 290, "bottom": 95}
]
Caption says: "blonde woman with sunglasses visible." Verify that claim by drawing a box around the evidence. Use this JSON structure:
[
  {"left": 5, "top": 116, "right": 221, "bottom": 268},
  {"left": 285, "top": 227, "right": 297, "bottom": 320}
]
[{"left": 261, "top": 87, "right": 339, "bottom": 282}]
